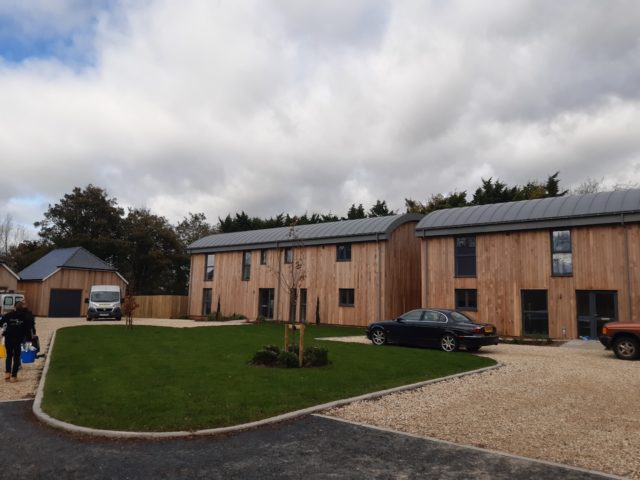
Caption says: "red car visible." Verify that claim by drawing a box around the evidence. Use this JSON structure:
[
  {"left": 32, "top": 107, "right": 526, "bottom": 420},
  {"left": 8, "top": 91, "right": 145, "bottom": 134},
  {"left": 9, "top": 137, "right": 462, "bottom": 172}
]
[{"left": 599, "top": 322, "right": 640, "bottom": 360}]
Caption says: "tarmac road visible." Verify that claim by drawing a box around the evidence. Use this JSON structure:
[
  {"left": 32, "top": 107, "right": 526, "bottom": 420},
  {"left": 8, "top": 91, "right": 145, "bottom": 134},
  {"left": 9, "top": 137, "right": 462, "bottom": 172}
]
[{"left": 0, "top": 400, "right": 616, "bottom": 480}]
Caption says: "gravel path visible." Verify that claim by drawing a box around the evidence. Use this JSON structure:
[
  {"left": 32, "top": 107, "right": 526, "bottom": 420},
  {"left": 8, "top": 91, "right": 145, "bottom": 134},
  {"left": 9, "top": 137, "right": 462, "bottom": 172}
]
[
  {"left": 327, "top": 342, "right": 640, "bottom": 479},
  {"left": 1, "top": 317, "right": 247, "bottom": 402}
]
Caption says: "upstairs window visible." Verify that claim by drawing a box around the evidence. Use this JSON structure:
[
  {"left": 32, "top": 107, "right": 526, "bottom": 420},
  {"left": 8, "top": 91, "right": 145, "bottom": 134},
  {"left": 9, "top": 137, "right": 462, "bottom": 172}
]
[
  {"left": 204, "top": 254, "right": 215, "bottom": 281},
  {"left": 242, "top": 251, "right": 251, "bottom": 281},
  {"left": 336, "top": 243, "right": 352, "bottom": 262},
  {"left": 284, "top": 247, "right": 293, "bottom": 264},
  {"left": 551, "top": 230, "right": 572, "bottom": 276},
  {"left": 260, "top": 249, "right": 268, "bottom": 265},
  {"left": 455, "top": 236, "right": 476, "bottom": 277}
]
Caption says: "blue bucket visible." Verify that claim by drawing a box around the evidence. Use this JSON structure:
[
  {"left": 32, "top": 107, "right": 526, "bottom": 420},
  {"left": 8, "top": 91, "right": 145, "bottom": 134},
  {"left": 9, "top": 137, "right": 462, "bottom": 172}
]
[{"left": 21, "top": 350, "right": 36, "bottom": 364}]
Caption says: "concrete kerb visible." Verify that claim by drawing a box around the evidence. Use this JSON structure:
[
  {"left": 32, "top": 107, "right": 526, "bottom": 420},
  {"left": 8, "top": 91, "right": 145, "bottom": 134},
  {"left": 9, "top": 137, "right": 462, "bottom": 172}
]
[{"left": 32, "top": 330, "right": 504, "bottom": 439}]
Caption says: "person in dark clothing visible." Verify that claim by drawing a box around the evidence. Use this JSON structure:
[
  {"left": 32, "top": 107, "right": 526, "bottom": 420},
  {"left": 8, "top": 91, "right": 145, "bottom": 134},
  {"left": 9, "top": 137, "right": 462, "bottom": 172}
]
[{"left": 1, "top": 300, "right": 29, "bottom": 382}]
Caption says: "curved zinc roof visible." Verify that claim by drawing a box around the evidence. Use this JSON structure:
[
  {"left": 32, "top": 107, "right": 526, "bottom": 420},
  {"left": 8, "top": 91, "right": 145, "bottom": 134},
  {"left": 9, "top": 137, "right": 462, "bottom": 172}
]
[
  {"left": 416, "top": 189, "right": 640, "bottom": 236},
  {"left": 188, "top": 213, "right": 424, "bottom": 253}
]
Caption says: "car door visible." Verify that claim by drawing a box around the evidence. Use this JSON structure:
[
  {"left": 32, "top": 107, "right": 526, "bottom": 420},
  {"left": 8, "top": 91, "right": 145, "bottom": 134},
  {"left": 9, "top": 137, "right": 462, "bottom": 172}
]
[
  {"left": 393, "top": 309, "right": 425, "bottom": 345},
  {"left": 420, "top": 310, "right": 449, "bottom": 347}
]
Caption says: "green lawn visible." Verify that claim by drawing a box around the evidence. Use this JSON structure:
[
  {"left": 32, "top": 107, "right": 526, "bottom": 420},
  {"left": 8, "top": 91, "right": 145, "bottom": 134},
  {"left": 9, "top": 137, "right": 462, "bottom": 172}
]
[{"left": 42, "top": 323, "right": 495, "bottom": 432}]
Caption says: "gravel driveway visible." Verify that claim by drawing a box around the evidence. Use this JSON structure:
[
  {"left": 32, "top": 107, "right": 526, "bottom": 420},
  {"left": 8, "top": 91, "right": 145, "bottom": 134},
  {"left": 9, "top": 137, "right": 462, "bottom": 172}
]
[{"left": 327, "top": 342, "right": 639, "bottom": 479}]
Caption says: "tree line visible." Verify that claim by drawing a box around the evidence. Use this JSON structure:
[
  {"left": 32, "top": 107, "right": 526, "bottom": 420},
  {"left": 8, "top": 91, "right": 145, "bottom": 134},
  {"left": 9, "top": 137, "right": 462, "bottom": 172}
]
[{"left": 0, "top": 172, "right": 604, "bottom": 295}]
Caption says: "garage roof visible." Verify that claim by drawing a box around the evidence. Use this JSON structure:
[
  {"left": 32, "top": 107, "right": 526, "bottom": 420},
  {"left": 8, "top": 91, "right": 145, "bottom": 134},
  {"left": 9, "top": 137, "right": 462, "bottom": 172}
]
[
  {"left": 188, "top": 214, "right": 424, "bottom": 253},
  {"left": 416, "top": 189, "right": 640, "bottom": 237},
  {"left": 19, "top": 247, "right": 117, "bottom": 281}
]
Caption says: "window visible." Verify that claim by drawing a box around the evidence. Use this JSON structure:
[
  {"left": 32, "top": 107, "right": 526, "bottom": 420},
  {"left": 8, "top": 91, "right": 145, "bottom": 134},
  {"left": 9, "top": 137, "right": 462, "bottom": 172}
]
[
  {"left": 399, "top": 309, "right": 424, "bottom": 321},
  {"left": 455, "top": 236, "right": 476, "bottom": 277},
  {"left": 423, "top": 310, "right": 447, "bottom": 323},
  {"left": 336, "top": 243, "right": 352, "bottom": 262},
  {"left": 299, "top": 288, "right": 307, "bottom": 323},
  {"left": 339, "top": 288, "right": 355, "bottom": 307},
  {"left": 260, "top": 249, "right": 268, "bottom": 265},
  {"left": 455, "top": 289, "right": 477, "bottom": 311},
  {"left": 204, "top": 254, "right": 215, "bottom": 281},
  {"left": 202, "top": 288, "right": 212, "bottom": 315},
  {"left": 283, "top": 247, "right": 293, "bottom": 264},
  {"left": 551, "top": 230, "right": 572, "bottom": 276},
  {"left": 242, "top": 251, "right": 251, "bottom": 281}
]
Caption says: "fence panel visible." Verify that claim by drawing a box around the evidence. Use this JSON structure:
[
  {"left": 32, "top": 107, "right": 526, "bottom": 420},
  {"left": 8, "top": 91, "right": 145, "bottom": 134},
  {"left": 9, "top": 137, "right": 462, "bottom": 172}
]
[{"left": 133, "top": 295, "right": 188, "bottom": 319}]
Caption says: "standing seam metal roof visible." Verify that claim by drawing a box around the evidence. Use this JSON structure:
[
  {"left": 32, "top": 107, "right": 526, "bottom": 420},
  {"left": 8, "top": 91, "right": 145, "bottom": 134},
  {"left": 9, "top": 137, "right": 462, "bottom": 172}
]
[
  {"left": 18, "top": 247, "right": 116, "bottom": 281},
  {"left": 188, "top": 214, "right": 424, "bottom": 253},
  {"left": 416, "top": 189, "right": 640, "bottom": 236}
]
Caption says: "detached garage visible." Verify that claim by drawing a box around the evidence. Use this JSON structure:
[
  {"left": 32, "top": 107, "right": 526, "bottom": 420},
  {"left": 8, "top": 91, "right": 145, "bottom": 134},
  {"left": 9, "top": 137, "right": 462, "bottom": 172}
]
[{"left": 18, "top": 247, "right": 128, "bottom": 317}]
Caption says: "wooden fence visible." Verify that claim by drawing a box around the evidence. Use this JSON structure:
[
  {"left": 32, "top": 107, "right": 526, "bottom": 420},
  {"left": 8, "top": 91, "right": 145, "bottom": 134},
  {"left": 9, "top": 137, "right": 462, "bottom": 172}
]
[{"left": 133, "top": 295, "right": 189, "bottom": 319}]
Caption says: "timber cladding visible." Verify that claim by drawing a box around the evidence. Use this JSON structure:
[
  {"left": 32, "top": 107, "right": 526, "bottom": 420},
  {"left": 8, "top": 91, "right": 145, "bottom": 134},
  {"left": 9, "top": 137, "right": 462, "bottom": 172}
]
[
  {"left": 421, "top": 224, "right": 640, "bottom": 339},
  {"left": 18, "top": 269, "right": 127, "bottom": 317},
  {"left": 188, "top": 221, "right": 422, "bottom": 327}
]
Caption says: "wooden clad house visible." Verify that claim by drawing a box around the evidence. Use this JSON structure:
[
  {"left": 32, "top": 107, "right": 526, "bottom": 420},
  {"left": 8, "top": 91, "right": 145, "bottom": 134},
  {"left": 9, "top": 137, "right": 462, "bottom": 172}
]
[
  {"left": 416, "top": 189, "right": 640, "bottom": 340},
  {"left": 0, "top": 263, "right": 20, "bottom": 292},
  {"left": 18, "top": 247, "right": 128, "bottom": 317},
  {"left": 187, "top": 214, "right": 424, "bottom": 326}
]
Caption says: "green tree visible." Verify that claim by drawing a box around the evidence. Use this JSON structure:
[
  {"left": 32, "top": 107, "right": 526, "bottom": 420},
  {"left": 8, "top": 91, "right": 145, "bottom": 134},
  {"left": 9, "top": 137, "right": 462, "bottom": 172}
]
[
  {"left": 405, "top": 192, "right": 468, "bottom": 214},
  {"left": 368, "top": 200, "right": 395, "bottom": 217},
  {"left": 123, "top": 208, "right": 187, "bottom": 295},
  {"left": 175, "top": 212, "right": 216, "bottom": 247},
  {"left": 34, "top": 185, "right": 128, "bottom": 267},
  {"left": 346, "top": 203, "right": 366, "bottom": 219}
]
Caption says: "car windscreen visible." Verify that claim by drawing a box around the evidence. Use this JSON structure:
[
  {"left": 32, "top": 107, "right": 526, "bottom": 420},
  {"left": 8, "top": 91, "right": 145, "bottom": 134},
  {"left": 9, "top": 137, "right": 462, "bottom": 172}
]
[
  {"left": 451, "top": 311, "right": 474, "bottom": 323},
  {"left": 90, "top": 291, "right": 120, "bottom": 302}
]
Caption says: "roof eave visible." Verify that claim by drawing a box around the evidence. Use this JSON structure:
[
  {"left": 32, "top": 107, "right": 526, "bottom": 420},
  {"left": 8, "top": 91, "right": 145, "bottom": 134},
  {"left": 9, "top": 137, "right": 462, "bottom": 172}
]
[
  {"left": 416, "top": 212, "right": 640, "bottom": 237},
  {"left": 187, "top": 233, "right": 391, "bottom": 254}
]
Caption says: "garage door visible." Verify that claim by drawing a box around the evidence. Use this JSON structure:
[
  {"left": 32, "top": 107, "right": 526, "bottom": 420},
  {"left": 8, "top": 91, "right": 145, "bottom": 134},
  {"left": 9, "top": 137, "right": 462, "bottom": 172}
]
[{"left": 48, "top": 289, "right": 83, "bottom": 317}]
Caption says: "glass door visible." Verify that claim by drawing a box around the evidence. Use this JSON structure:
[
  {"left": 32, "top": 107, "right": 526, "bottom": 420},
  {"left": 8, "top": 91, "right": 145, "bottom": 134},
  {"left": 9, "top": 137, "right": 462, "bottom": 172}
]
[
  {"left": 521, "top": 290, "right": 549, "bottom": 337},
  {"left": 576, "top": 291, "right": 617, "bottom": 339},
  {"left": 258, "top": 288, "right": 275, "bottom": 319}
]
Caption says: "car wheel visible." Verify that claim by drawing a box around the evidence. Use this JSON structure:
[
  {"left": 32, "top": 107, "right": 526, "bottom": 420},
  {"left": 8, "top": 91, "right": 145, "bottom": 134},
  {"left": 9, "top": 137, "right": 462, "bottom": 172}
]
[
  {"left": 371, "top": 329, "right": 386, "bottom": 346},
  {"left": 116, "top": 316, "right": 122, "bottom": 321},
  {"left": 440, "top": 334, "right": 458, "bottom": 352},
  {"left": 466, "top": 346, "right": 481, "bottom": 353},
  {"left": 613, "top": 336, "right": 640, "bottom": 360}
]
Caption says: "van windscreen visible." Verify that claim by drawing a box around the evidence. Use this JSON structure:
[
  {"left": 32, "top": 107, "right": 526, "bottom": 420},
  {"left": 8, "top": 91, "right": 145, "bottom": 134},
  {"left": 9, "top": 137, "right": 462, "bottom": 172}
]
[{"left": 91, "top": 291, "right": 120, "bottom": 302}]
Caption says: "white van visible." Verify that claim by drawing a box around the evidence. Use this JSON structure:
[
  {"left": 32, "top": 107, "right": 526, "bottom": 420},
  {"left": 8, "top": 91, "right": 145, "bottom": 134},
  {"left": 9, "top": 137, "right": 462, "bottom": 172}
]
[
  {"left": 0, "top": 292, "right": 24, "bottom": 316},
  {"left": 86, "top": 285, "right": 122, "bottom": 321}
]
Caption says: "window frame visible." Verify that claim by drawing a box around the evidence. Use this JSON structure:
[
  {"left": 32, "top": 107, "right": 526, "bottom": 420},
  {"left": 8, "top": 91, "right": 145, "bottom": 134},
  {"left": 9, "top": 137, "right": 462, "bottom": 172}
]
[
  {"left": 241, "top": 251, "right": 251, "bottom": 281},
  {"left": 336, "top": 243, "right": 352, "bottom": 262},
  {"left": 204, "top": 254, "right": 215, "bottom": 281},
  {"left": 338, "top": 288, "right": 355, "bottom": 307},
  {"left": 283, "top": 247, "right": 293, "bottom": 264},
  {"left": 455, "top": 288, "right": 478, "bottom": 311},
  {"left": 260, "top": 249, "right": 268, "bottom": 265},
  {"left": 551, "top": 229, "right": 573, "bottom": 277},
  {"left": 454, "top": 235, "right": 477, "bottom": 277}
]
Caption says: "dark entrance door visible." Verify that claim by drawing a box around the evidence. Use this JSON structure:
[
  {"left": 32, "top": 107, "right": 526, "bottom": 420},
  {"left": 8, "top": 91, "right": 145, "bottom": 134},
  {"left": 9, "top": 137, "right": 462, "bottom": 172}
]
[
  {"left": 48, "top": 289, "right": 82, "bottom": 317},
  {"left": 258, "top": 288, "right": 275, "bottom": 320},
  {"left": 521, "top": 290, "right": 549, "bottom": 337},
  {"left": 576, "top": 290, "right": 617, "bottom": 339}
]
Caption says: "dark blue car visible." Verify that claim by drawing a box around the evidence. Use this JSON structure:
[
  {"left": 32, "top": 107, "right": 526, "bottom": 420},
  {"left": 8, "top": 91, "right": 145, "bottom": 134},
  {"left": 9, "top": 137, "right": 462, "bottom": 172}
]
[{"left": 366, "top": 308, "right": 499, "bottom": 352}]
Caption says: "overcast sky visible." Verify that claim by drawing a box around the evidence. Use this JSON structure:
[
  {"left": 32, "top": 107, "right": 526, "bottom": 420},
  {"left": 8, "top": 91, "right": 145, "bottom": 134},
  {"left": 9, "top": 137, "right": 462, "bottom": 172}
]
[{"left": 1, "top": 0, "right": 640, "bottom": 237}]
